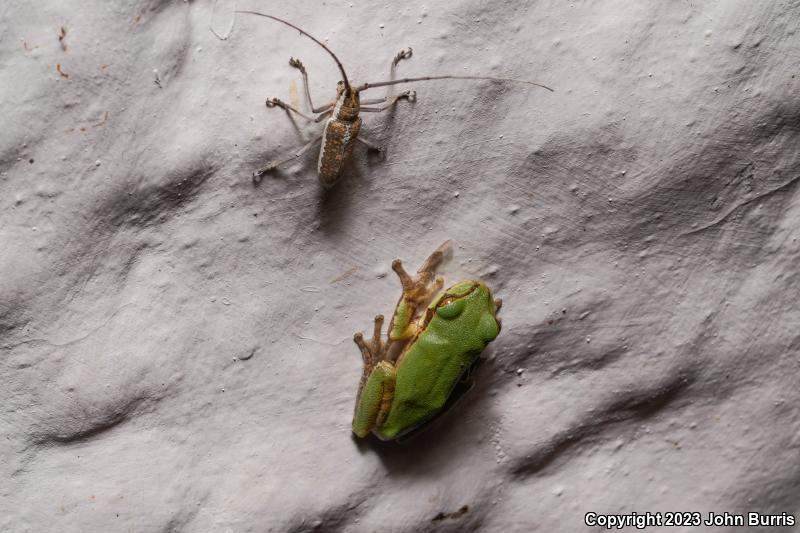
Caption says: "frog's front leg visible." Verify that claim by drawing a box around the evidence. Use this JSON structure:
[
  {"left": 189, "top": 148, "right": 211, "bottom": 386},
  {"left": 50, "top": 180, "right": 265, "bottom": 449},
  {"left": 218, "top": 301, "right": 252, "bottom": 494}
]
[
  {"left": 388, "top": 241, "right": 451, "bottom": 342},
  {"left": 352, "top": 314, "right": 396, "bottom": 437}
]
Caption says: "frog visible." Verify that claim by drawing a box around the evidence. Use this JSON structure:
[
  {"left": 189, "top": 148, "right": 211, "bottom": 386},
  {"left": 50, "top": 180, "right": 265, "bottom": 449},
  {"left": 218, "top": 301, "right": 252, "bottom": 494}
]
[{"left": 351, "top": 241, "right": 502, "bottom": 440}]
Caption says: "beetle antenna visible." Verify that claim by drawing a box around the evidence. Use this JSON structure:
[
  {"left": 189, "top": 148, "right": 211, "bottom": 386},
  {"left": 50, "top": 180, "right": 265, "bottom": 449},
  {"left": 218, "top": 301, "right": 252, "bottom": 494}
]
[
  {"left": 236, "top": 10, "right": 351, "bottom": 91},
  {"left": 356, "top": 75, "right": 553, "bottom": 93}
]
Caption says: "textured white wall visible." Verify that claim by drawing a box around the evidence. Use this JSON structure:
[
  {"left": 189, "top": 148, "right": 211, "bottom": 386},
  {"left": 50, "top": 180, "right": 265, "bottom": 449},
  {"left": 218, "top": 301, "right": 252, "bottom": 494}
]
[{"left": 2, "top": 1, "right": 799, "bottom": 531}]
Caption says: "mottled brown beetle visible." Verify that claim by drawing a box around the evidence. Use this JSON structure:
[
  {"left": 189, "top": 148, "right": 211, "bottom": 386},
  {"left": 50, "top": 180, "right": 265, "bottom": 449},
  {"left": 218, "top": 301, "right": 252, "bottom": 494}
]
[{"left": 238, "top": 11, "right": 553, "bottom": 188}]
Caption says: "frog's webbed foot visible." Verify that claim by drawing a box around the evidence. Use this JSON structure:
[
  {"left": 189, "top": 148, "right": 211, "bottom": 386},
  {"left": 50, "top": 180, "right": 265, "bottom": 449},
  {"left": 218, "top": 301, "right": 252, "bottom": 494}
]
[
  {"left": 418, "top": 240, "right": 452, "bottom": 272},
  {"left": 430, "top": 275, "right": 444, "bottom": 298},
  {"left": 391, "top": 240, "right": 452, "bottom": 303},
  {"left": 388, "top": 242, "right": 452, "bottom": 342},
  {"left": 354, "top": 314, "right": 387, "bottom": 371},
  {"left": 416, "top": 240, "right": 452, "bottom": 291}
]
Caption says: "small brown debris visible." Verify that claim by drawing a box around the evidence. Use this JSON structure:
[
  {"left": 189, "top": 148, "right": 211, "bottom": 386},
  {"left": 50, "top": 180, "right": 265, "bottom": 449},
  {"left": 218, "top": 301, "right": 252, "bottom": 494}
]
[
  {"left": 330, "top": 266, "right": 358, "bottom": 284},
  {"left": 58, "top": 26, "right": 67, "bottom": 51},
  {"left": 56, "top": 63, "right": 69, "bottom": 78},
  {"left": 93, "top": 111, "right": 109, "bottom": 127}
]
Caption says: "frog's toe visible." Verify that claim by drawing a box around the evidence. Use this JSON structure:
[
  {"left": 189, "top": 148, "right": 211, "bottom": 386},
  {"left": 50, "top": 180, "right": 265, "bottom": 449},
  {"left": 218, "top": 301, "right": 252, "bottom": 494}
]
[
  {"left": 354, "top": 332, "right": 374, "bottom": 363},
  {"left": 391, "top": 259, "right": 414, "bottom": 290}
]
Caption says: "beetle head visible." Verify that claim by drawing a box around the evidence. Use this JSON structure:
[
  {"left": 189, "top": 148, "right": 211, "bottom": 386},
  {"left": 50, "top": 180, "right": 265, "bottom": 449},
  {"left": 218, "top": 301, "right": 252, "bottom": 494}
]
[{"left": 335, "top": 81, "right": 361, "bottom": 119}]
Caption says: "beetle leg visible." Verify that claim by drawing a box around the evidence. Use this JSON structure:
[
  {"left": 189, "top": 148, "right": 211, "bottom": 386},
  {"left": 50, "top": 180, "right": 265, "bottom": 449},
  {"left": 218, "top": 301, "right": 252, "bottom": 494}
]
[
  {"left": 384, "top": 48, "right": 414, "bottom": 102},
  {"left": 252, "top": 133, "right": 323, "bottom": 182},
  {"left": 391, "top": 47, "right": 413, "bottom": 69},
  {"left": 288, "top": 57, "right": 332, "bottom": 114},
  {"left": 266, "top": 97, "right": 317, "bottom": 122},
  {"left": 267, "top": 97, "right": 333, "bottom": 125},
  {"left": 360, "top": 96, "right": 388, "bottom": 105},
  {"left": 313, "top": 108, "right": 334, "bottom": 123},
  {"left": 359, "top": 90, "right": 416, "bottom": 113},
  {"left": 313, "top": 102, "right": 335, "bottom": 114},
  {"left": 356, "top": 136, "right": 385, "bottom": 153}
]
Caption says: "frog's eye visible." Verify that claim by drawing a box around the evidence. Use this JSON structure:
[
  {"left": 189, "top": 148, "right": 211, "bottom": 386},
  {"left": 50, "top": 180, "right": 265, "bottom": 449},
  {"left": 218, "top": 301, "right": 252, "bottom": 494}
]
[{"left": 436, "top": 297, "right": 466, "bottom": 319}]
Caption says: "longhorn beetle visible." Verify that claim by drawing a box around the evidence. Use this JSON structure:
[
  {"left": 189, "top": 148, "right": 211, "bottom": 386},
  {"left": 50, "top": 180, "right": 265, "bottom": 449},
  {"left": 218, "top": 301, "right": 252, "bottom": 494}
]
[{"left": 238, "top": 10, "right": 553, "bottom": 188}]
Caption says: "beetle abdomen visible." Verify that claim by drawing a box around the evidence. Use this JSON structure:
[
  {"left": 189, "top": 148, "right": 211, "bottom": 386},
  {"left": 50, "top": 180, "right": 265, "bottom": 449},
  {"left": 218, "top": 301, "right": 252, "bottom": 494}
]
[{"left": 318, "top": 117, "right": 362, "bottom": 187}]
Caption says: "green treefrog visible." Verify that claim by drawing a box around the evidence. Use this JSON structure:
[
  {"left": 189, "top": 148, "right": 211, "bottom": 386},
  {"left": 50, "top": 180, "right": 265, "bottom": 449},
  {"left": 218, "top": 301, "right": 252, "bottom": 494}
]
[{"left": 352, "top": 241, "right": 502, "bottom": 440}]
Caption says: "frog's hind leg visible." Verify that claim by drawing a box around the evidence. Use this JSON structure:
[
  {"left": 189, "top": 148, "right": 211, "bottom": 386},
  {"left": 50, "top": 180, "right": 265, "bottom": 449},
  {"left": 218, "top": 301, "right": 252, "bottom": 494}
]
[
  {"left": 392, "top": 240, "right": 451, "bottom": 301},
  {"left": 353, "top": 314, "right": 397, "bottom": 438},
  {"left": 354, "top": 314, "right": 387, "bottom": 372},
  {"left": 388, "top": 241, "right": 452, "bottom": 341},
  {"left": 417, "top": 240, "right": 452, "bottom": 281}
]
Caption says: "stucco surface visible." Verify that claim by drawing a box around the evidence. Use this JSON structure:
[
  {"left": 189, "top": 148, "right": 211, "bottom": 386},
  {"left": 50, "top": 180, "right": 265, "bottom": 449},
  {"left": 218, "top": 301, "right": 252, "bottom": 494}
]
[{"left": 2, "top": 1, "right": 799, "bottom": 532}]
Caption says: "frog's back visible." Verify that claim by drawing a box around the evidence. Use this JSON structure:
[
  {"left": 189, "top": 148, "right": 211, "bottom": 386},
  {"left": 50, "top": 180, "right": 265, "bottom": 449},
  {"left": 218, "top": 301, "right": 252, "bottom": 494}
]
[{"left": 378, "top": 286, "right": 499, "bottom": 439}]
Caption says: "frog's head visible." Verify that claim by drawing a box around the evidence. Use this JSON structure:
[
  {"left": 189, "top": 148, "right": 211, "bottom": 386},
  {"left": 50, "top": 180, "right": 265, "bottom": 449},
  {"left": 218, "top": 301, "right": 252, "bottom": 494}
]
[
  {"left": 428, "top": 280, "right": 500, "bottom": 342},
  {"left": 334, "top": 81, "right": 360, "bottom": 120}
]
